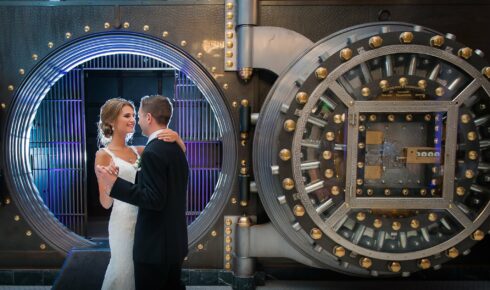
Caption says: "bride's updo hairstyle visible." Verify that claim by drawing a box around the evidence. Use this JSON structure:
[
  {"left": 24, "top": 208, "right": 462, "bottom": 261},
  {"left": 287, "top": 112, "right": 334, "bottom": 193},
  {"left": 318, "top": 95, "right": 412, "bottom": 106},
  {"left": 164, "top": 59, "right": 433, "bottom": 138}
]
[{"left": 98, "top": 98, "right": 135, "bottom": 147}]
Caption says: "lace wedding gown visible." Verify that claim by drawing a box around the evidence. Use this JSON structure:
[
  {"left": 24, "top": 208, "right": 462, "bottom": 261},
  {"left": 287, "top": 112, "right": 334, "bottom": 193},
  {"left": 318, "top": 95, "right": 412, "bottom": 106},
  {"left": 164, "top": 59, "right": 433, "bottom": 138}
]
[{"left": 101, "top": 147, "right": 140, "bottom": 290}]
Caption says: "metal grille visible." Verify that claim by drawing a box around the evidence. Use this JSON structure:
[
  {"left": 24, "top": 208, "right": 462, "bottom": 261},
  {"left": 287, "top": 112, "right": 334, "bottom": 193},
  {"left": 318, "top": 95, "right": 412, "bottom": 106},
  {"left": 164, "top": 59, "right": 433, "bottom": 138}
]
[
  {"left": 29, "top": 68, "right": 86, "bottom": 235},
  {"left": 82, "top": 54, "right": 173, "bottom": 70},
  {"left": 173, "top": 71, "right": 222, "bottom": 224}
]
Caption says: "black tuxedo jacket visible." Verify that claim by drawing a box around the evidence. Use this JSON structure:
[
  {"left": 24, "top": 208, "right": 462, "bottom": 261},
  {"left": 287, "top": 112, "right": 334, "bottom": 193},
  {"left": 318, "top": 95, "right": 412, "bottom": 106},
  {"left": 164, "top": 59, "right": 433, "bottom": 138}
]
[{"left": 110, "top": 139, "right": 189, "bottom": 265}]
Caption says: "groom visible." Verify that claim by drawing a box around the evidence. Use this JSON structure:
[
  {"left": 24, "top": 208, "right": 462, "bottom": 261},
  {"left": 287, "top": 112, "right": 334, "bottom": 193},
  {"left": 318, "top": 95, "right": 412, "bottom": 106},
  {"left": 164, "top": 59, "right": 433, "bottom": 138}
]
[{"left": 97, "top": 95, "right": 189, "bottom": 290}]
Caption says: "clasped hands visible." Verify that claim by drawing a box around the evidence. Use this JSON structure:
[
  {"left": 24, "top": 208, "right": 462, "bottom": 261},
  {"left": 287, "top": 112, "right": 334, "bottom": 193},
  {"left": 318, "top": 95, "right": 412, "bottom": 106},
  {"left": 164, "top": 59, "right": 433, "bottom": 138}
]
[{"left": 96, "top": 161, "right": 119, "bottom": 195}]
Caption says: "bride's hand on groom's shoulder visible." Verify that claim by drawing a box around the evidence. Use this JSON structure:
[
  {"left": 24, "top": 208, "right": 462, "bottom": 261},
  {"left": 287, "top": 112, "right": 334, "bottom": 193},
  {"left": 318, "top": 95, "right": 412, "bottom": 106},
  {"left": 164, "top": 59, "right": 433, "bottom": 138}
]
[{"left": 157, "top": 128, "right": 179, "bottom": 142}]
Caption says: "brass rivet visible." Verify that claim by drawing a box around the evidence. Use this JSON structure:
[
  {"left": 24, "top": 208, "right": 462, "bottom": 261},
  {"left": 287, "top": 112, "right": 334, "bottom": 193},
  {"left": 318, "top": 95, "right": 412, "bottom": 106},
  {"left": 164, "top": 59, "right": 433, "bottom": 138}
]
[
  {"left": 361, "top": 87, "right": 370, "bottom": 97},
  {"left": 359, "top": 125, "right": 365, "bottom": 132},
  {"left": 446, "top": 247, "right": 459, "bottom": 258},
  {"left": 279, "top": 149, "right": 291, "bottom": 161},
  {"left": 379, "top": 80, "right": 389, "bottom": 90},
  {"left": 356, "top": 189, "right": 363, "bottom": 195},
  {"left": 418, "top": 79, "right": 427, "bottom": 89},
  {"left": 240, "top": 99, "right": 249, "bottom": 107},
  {"left": 405, "top": 114, "right": 413, "bottom": 121},
  {"left": 461, "top": 114, "right": 471, "bottom": 124},
  {"left": 333, "top": 114, "right": 343, "bottom": 124},
  {"left": 369, "top": 36, "right": 383, "bottom": 48},
  {"left": 356, "top": 179, "right": 363, "bottom": 186},
  {"left": 465, "top": 169, "right": 474, "bottom": 179},
  {"left": 399, "top": 77, "right": 408, "bottom": 87},
  {"left": 295, "top": 91, "right": 308, "bottom": 104},
  {"left": 104, "top": 22, "right": 111, "bottom": 29},
  {"left": 240, "top": 167, "right": 247, "bottom": 175},
  {"left": 331, "top": 186, "right": 340, "bottom": 196},
  {"left": 225, "top": 236, "right": 232, "bottom": 243},
  {"left": 359, "top": 257, "right": 372, "bottom": 269},
  {"left": 232, "top": 101, "right": 238, "bottom": 108},
  {"left": 224, "top": 262, "right": 231, "bottom": 269},
  {"left": 282, "top": 178, "right": 295, "bottom": 190},
  {"left": 456, "top": 186, "right": 465, "bottom": 196},
  {"left": 356, "top": 212, "right": 366, "bottom": 221},
  {"left": 241, "top": 160, "right": 247, "bottom": 166},
  {"left": 181, "top": 40, "right": 187, "bottom": 47},
  {"left": 340, "top": 48, "right": 353, "bottom": 61},
  {"left": 435, "top": 87, "right": 445, "bottom": 97},
  {"left": 324, "top": 169, "right": 334, "bottom": 179},
  {"left": 226, "top": 22, "right": 234, "bottom": 30},
  {"left": 226, "top": 32, "right": 234, "bottom": 39},
  {"left": 65, "top": 32, "right": 72, "bottom": 39},
  {"left": 197, "top": 52, "right": 204, "bottom": 58},
  {"left": 402, "top": 188, "right": 409, "bottom": 196},
  {"left": 211, "top": 66, "right": 217, "bottom": 73},
  {"left": 315, "top": 67, "right": 328, "bottom": 80},
  {"left": 358, "top": 143, "right": 365, "bottom": 149},
  {"left": 7, "top": 85, "right": 14, "bottom": 91},
  {"left": 319, "top": 151, "right": 332, "bottom": 162},
  {"left": 143, "top": 25, "right": 150, "bottom": 31},
  {"left": 225, "top": 51, "right": 233, "bottom": 58},
  {"left": 14, "top": 215, "right": 20, "bottom": 221},
  {"left": 373, "top": 219, "right": 382, "bottom": 228},
  {"left": 369, "top": 114, "right": 377, "bottom": 122},
  {"left": 482, "top": 67, "right": 490, "bottom": 79},
  {"left": 47, "top": 42, "right": 54, "bottom": 49},
  {"left": 418, "top": 259, "right": 431, "bottom": 270},
  {"left": 32, "top": 54, "right": 38, "bottom": 61},
  {"left": 26, "top": 230, "right": 32, "bottom": 237},
  {"left": 226, "top": 12, "right": 234, "bottom": 19},
  {"left": 333, "top": 246, "right": 346, "bottom": 257},
  {"left": 225, "top": 218, "right": 232, "bottom": 226},
  {"left": 225, "top": 245, "right": 232, "bottom": 252},
  {"left": 197, "top": 243, "right": 204, "bottom": 250},
  {"left": 284, "top": 119, "right": 296, "bottom": 132},
  {"left": 84, "top": 25, "right": 90, "bottom": 32},
  {"left": 226, "top": 2, "right": 234, "bottom": 9},
  {"left": 226, "top": 41, "right": 234, "bottom": 49},
  {"left": 472, "top": 229, "right": 485, "bottom": 241},
  {"left": 293, "top": 205, "right": 305, "bottom": 217},
  {"left": 241, "top": 140, "right": 247, "bottom": 146},
  {"left": 392, "top": 221, "right": 401, "bottom": 231},
  {"left": 162, "top": 31, "right": 169, "bottom": 37},
  {"left": 40, "top": 244, "right": 46, "bottom": 250},
  {"left": 123, "top": 22, "right": 130, "bottom": 29},
  {"left": 357, "top": 162, "right": 364, "bottom": 168},
  {"left": 231, "top": 197, "right": 237, "bottom": 204},
  {"left": 19, "top": 68, "right": 25, "bottom": 75},
  {"left": 420, "top": 188, "right": 427, "bottom": 196},
  {"left": 468, "top": 151, "right": 478, "bottom": 160},
  {"left": 430, "top": 35, "right": 445, "bottom": 47},
  {"left": 310, "top": 228, "right": 322, "bottom": 240},
  {"left": 225, "top": 227, "right": 232, "bottom": 235},
  {"left": 399, "top": 32, "right": 414, "bottom": 44},
  {"left": 389, "top": 261, "right": 402, "bottom": 273},
  {"left": 225, "top": 254, "right": 231, "bottom": 261},
  {"left": 410, "top": 219, "right": 420, "bottom": 229},
  {"left": 366, "top": 189, "right": 374, "bottom": 196},
  {"left": 467, "top": 131, "right": 477, "bottom": 141},
  {"left": 384, "top": 189, "right": 391, "bottom": 196},
  {"left": 388, "top": 114, "right": 395, "bottom": 122},
  {"left": 458, "top": 47, "right": 473, "bottom": 59},
  {"left": 226, "top": 61, "right": 234, "bottom": 67},
  {"left": 359, "top": 115, "right": 366, "bottom": 122},
  {"left": 223, "top": 83, "right": 229, "bottom": 90},
  {"left": 325, "top": 131, "right": 335, "bottom": 141},
  {"left": 424, "top": 114, "right": 431, "bottom": 121},
  {"left": 428, "top": 212, "right": 438, "bottom": 222}
]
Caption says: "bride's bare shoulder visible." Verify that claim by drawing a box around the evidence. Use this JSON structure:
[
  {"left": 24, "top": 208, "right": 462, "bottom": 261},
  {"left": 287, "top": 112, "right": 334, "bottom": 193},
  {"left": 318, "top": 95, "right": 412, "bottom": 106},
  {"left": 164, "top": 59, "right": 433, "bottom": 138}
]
[{"left": 95, "top": 149, "right": 111, "bottom": 166}]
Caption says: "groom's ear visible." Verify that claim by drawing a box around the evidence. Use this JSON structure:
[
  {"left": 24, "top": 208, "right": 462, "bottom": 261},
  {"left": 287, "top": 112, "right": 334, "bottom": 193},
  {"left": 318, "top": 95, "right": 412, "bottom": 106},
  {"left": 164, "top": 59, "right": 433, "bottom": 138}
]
[{"left": 146, "top": 112, "right": 152, "bottom": 123}]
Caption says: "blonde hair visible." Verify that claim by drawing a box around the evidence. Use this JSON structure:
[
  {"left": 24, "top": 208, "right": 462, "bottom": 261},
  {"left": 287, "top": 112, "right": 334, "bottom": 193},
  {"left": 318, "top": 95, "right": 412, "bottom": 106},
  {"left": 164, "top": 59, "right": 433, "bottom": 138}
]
[{"left": 97, "top": 98, "right": 135, "bottom": 146}]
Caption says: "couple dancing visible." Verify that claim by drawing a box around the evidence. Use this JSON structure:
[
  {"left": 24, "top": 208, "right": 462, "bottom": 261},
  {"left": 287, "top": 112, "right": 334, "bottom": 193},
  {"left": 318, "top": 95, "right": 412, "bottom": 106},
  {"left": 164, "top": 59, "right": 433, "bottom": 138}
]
[{"left": 95, "top": 95, "right": 189, "bottom": 290}]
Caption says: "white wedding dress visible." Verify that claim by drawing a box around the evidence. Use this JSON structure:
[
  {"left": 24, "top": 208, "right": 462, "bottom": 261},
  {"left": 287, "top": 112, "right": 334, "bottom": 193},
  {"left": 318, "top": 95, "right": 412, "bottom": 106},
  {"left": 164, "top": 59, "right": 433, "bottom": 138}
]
[{"left": 101, "top": 147, "right": 140, "bottom": 290}]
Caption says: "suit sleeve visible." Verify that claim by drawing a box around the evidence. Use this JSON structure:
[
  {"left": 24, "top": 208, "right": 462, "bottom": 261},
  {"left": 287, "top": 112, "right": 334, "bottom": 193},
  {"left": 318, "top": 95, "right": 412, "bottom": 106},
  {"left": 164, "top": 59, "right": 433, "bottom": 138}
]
[{"left": 110, "top": 150, "right": 167, "bottom": 211}]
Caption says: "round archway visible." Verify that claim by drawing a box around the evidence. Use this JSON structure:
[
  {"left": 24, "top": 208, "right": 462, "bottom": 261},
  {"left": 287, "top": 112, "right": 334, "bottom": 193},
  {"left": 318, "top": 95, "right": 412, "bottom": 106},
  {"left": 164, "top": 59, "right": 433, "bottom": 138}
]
[{"left": 3, "top": 32, "right": 237, "bottom": 254}]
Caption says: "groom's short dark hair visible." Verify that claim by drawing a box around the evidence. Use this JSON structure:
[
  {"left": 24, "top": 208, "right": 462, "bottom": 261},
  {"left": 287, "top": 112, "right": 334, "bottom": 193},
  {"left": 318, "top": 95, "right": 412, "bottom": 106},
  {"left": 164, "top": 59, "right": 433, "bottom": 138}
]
[{"left": 140, "top": 95, "right": 173, "bottom": 125}]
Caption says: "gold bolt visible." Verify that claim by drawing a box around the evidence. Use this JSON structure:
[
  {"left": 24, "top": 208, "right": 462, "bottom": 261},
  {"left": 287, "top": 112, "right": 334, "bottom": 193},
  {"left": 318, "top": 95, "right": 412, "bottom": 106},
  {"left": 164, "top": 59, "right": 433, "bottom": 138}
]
[
  {"left": 226, "top": 61, "right": 234, "bottom": 67},
  {"left": 226, "top": 41, "right": 233, "bottom": 48},
  {"left": 19, "top": 68, "right": 25, "bottom": 75},
  {"left": 399, "top": 32, "right": 414, "bottom": 44},
  {"left": 32, "top": 54, "right": 38, "bottom": 61},
  {"left": 333, "top": 246, "right": 346, "bottom": 257},
  {"left": 226, "top": 12, "right": 234, "bottom": 19},
  {"left": 325, "top": 131, "right": 335, "bottom": 141},
  {"left": 225, "top": 236, "right": 232, "bottom": 243},
  {"left": 333, "top": 114, "right": 343, "bottom": 124},
  {"left": 456, "top": 186, "right": 465, "bottom": 196},
  {"left": 340, "top": 48, "right": 353, "bottom": 61},
  {"left": 197, "top": 243, "right": 204, "bottom": 250},
  {"left": 282, "top": 178, "right": 295, "bottom": 190},
  {"left": 315, "top": 67, "right": 328, "bottom": 80},
  {"left": 225, "top": 254, "right": 231, "bottom": 261},
  {"left": 418, "top": 258, "right": 431, "bottom": 270},
  {"left": 369, "top": 114, "right": 377, "bottom": 122},
  {"left": 410, "top": 219, "right": 420, "bottom": 229},
  {"left": 226, "top": 2, "right": 234, "bottom": 9},
  {"left": 84, "top": 25, "right": 90, "bottom": 32},
  {"left": 420, "top": 188, "right": 427, "bottom": 196},
  {"left": 461, "top": 114, "right": 471, "bottom": 124},
  {"left": 430, "top": 35, "right": 445, "bottom": 47},
  {"left": 389, "top": 261, "right": 402, "bottom": 273},
  {"left": 14, "top": 215, "right": 20, "bottom": 221},
  {"left": 26, "top": 230, "right": 32, "bottom": 237},
  {"left": 198, "top": 52, "right": 204, "bottom": 58},
  {"left": 392, "top": 221, "right": 401, "bottom": 231},
  {"left": 359, "top": 115, "right": 366, "bottom": 122},
  {"left": 47, "top": 42, "right": 54, "bottom": 49},
  {"left": 225, "top": 227, "right": 232, "bottom": 235},
  {"left": 240, "top": 167, "right": 248, "bottom": 175},
  {"left": 323, "top": 150, "right": 332, "bottom": 160},
  {"left": 104, "top": 22, "right": 111, "bottom": 29},
  {"left": 418, "top": 79, "right": 427, "bottom": 89},
  {"left": 40, "top": 244, "right": 46, "bottom": 250},
  {"left": 7, "top": 85, "right": 14, "bottom": 91},
  {"left": 211, "top": 66, "right": 217, "bottom": 73},
  {"left": 369, "top": 36, "right": 383, "bottom": 48},
  {"left": 223, "top": 83, "right": 229, "bottom": 90},
  {"left": 293, "top": 205, "right": 305, "bottom": 217},
  {"left": 231, "top": 197, "right": 237, "bottom": 204},
  {"left": 482, "top": 67, "right": 490, "bottom": 79},
  {"left": 458, "top": 47, "right": 473, "bottom": 59},
  {"left": 331, "top": 186, "right": 340, "bottom": 196},
  {"left": 279, "top": 149, "right": 291, "bottom": 161},
  {"left": 296, "top": 92, "right": 308, "bottom": 104},
  {"left": 226, "top": 32, "right": 234, "bottom": 39},
  {"left": 225, "top": 51, "right": 233, "bottom": 58},
  {"left": 226, "top": 22, "right": 234, "bottom": 30},
  {"left": 65, "top": 32, "right": 72, "bottom": 39},
  {"left": 356, "top": 212, "right": 366, "bottom": 221},
  {"left": 359, "top": 257, "right": 372, "bottom": 269},
  {"left": 356, "top": 179, "right": 364, "bottom": 186},
  {"left": 467, "top": 131, "right": 477, "bottom": 141},
  {"left": 399, "top": 77, "right": 408, "bottom": 87},
  {"left": 356, "top": 188, "right": 363, "bottom": 195},
  {"left": 465, "top": 169, "right": 474, "bottom": 179},
  {"left": 446, "top": 247, "right": 459, "bottom": 258},
  {"left": 402, "top": 188, "right": 409, "bottom": 196},
  {"left": 428, "top": 212, "right": 438, "bottom": 222},
  {"left": 379, "top": 80, "right": 389, "bottom": 90},
  {"left": 388, "top": 114, "right": 395, "bottom": 122},
  {"left": 367, "top": 189, "right": 374, "bottom": 196},
  {"left": 224, "top": 262, "right": 231, "bottom": 270},
  {"left": 468, "top": 151, "right": 478, "bottom": 160},
  {"left": 359, "top": 125, "right": 365, "bottom": 132},
  {"left": 211, "top": 230, "right": 217, "bottom": 237},
  {"left": 162, "top": 31, "right": 169, "bottom": 37},
  {"left": 225, "top": 245, "right": 232, "bottom": 252},
  {"left": 373, "top": 219, "right": 382, "bottom": 228},
  {"left": 232, "top": 101, "right": 238, "bottom": 108},
  {"left": 361, "top": 87, "right": 370, "bottom": 97},
  {"left": 384, "top": 189, "right": 391, "bottom": 196},
  {"left": 424, "top": 114, "right": 431, "bottom": 121},
  {"left": 123, "top": 22, "right": 130, "bottom": 29},
  {"left": 310, "top": 228, "right": 322, "bottom": 240},
  {"left": 472, "top": 229, "right": 485, "bottom": 241},
  {"left": 357, "top": 162, "right": 364, "bottom": 168},
  {"left": 435, "top": 87, "right": 445, "bottom": 97},
  {"left": 358, "top": 143, "right": 365, "bottom": 149},
  {"left": 284, "top": 119, "right": 296, "bottom": 132},
  {"left": 4, "top": 198, "right": 10, "bottom": 204},
  {"left": 324, "top": 169, "right": 334, "bottom": 179},
  {"left": 405, "top": 114, "right": 413, "bottom": 122},
  {"left": 225, "top": 218, "right": 232, "bottom": 226},
  {"left": 181, "top": 40, "right": 187, "bottom": 47}
]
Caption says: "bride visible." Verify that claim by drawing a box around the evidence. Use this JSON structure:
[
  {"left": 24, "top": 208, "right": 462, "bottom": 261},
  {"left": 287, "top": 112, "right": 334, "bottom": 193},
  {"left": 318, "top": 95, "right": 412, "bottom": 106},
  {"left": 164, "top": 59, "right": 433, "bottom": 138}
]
[{"left": 94, "top": 98, "right": 185, "bottom": 290}]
